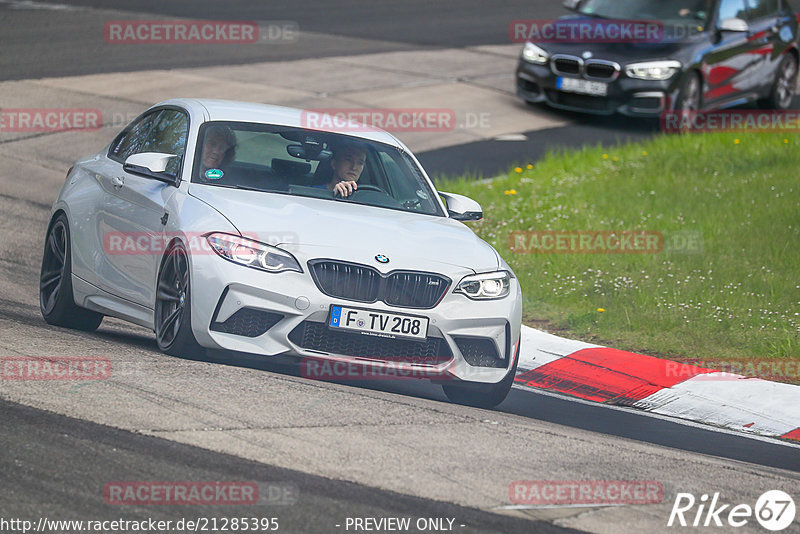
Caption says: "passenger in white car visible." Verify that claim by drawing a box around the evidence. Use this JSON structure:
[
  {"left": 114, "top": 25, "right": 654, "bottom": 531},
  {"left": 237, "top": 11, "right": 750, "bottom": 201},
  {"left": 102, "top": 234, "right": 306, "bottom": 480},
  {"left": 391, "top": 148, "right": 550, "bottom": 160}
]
[{"left": 198, "top": 124, "right": 237, "bottom": 181}]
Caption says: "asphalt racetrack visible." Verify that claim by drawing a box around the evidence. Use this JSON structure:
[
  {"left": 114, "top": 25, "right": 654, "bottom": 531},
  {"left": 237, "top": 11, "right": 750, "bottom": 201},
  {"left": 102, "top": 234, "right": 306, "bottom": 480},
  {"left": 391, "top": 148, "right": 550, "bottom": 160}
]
[{"left": 1, "top": 1, "right": 799, "bottom": 533}]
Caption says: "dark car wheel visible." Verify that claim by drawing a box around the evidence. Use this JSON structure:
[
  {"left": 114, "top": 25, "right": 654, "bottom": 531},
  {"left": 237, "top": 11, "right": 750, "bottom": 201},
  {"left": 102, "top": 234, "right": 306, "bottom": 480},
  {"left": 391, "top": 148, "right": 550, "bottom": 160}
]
[
  {"left": 39, "top": 213, "right": 104, "bottom": 331},
  {"left": 155, "top": 242, "right": 204, "bottom": 357},
  {"left": 676, "top": 72, "right": 701, "bottom": 112},
  {"left": 763, "top": 54, "right": 798, "bottom": 110},
  {"left": 441, "top": 340, "right": 520, "bottom": 409}
]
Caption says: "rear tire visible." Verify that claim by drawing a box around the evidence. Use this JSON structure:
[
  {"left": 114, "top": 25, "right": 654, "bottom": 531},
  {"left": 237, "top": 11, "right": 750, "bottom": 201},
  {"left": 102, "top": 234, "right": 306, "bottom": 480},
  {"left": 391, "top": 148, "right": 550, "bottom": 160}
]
[
  {"left": 441, "top": 340, "right": 520, "bottom": 409},
  {"left": 39, "top": 213, "right": 104, "bottom": 331},
  {"left": 154, "top": 242, "right": 205, "bottom": 358}
]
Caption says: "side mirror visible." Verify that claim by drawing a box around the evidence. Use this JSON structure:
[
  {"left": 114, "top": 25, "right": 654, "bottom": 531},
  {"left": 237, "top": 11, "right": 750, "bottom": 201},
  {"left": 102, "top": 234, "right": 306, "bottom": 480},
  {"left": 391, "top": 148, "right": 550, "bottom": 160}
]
[
  {"left": 562, "top": 0, "right": 581, "bottom": 11},
  {"left": 439, "top": 191, "right": 483, "bottom": 221},
  {"left": 718, "top": 17, "right": 749, "bottom": 32},
  {"left": 123, "top": 152, "right": 180, "bottom": 185}
]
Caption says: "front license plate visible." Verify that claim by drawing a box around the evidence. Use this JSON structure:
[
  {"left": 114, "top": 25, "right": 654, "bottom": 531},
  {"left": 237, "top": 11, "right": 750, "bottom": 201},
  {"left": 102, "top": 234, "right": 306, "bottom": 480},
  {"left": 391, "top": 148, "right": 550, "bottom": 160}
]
[
  {"left": 329, "top": 305, "right": 429, "bottom": 341},
  {"left": 557, "top": 76, "right": 608, "bottom": 96}
]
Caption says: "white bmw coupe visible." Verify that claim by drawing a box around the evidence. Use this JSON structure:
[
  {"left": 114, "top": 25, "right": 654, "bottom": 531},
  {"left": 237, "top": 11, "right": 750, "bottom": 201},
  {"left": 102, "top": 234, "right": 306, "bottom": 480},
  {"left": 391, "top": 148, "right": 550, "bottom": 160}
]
[{"left": 40, "top": 99, "right": 522, "bottom": 408}]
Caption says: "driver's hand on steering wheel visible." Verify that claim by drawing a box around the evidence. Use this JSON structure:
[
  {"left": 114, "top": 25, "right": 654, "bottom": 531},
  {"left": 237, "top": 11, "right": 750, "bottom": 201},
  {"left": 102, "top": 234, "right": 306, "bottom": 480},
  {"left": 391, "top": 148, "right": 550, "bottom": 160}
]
[{"left": 332, "top": 180, "right": 358, "bottom": 198}]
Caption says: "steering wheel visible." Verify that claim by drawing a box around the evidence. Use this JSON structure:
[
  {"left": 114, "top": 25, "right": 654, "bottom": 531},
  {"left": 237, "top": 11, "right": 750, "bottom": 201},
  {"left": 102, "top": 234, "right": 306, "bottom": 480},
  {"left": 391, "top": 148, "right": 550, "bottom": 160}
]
[{"left": 354, "top": 184, "right": 386, "bottom": 194}]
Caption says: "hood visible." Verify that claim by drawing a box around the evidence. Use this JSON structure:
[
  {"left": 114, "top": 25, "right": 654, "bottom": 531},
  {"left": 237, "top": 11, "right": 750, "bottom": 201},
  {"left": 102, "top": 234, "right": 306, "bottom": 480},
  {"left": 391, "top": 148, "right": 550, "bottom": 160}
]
[
  {"left": 188, "top": 184, "right": 500, "bottom": 273},
  {"left": 529, "top": 15, "right": 707, "bottom": 62}
]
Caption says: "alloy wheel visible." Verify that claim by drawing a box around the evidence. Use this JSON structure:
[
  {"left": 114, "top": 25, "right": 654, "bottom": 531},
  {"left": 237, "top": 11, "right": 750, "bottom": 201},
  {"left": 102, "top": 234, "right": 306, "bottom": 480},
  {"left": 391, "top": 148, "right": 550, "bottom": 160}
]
[
  {"left": 40, "top": 220, "right": 67, "bottom": 315},
  {"left": 680, "top": 75, "right": 700, "bottom": 111},
  {"left": 155, "top": 246, "right": 189, "bottom": 349},
  {"left": 776, "top": 58, "right": 797, "bottom": 109}
]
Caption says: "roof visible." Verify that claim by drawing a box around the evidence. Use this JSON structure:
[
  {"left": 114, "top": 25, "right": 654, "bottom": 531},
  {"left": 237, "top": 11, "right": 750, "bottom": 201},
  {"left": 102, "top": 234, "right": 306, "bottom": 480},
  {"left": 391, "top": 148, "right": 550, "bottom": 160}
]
[{"left": 154, "top": 98, "right": 405, "bottom": 148}]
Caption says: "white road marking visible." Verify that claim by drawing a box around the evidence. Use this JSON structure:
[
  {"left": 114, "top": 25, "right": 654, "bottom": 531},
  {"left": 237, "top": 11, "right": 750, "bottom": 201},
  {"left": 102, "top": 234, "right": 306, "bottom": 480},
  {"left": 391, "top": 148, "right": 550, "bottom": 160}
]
[
  {"left": 0, "top": 0, "right": 84, "bottom": 10},
  {"left": 493, "top": 133, "right": 528, "bottom": 141}
]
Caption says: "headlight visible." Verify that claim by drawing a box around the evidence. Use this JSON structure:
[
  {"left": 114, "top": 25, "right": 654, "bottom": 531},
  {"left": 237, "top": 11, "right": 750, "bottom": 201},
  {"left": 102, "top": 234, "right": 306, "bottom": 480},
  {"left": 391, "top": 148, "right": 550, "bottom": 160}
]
[
  {"left": 522, "top": 42, "right": 549, "bottom": 65},
  {"left": 624, "top": 60, "right": 682, "bottom": 80},
  {"left": 455, "top": 271, "right": 511, "bottom": 300},
  {"left": 206, "top": 233, "right": 302, "bottom": 274}
]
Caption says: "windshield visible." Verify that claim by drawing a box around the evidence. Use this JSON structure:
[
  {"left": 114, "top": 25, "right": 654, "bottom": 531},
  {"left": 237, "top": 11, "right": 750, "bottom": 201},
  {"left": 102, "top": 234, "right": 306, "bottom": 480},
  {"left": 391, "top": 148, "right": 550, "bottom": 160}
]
[
  {"left": 191, "top": 121, "right": 444, "bottom": 217},
  {"left": 578, "top": 0, "right": 713, "bottom": 21}
]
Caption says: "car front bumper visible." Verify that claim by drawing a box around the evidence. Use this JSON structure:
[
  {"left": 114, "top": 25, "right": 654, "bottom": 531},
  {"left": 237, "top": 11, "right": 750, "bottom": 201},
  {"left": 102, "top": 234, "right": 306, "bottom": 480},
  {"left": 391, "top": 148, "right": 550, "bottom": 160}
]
[
  {"left": 188, "top": 249, "right": 523, "bottom": 385},
  {"left": 516, "top": 59, "right": 681, "bottom": 117}
]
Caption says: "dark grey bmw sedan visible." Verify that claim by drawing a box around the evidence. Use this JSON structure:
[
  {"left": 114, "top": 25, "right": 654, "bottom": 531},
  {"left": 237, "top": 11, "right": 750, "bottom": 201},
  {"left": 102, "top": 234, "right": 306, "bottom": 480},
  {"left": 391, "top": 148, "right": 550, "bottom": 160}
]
[{"left": 515, "top": 0, "right": 800, "bottom": 116}]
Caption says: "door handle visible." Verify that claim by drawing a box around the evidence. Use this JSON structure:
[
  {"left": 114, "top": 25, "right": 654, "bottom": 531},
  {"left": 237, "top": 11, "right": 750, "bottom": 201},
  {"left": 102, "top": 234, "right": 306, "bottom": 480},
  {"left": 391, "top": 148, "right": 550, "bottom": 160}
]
[{"left": 111, "top": 175, "right": 124, "bottom": 188}]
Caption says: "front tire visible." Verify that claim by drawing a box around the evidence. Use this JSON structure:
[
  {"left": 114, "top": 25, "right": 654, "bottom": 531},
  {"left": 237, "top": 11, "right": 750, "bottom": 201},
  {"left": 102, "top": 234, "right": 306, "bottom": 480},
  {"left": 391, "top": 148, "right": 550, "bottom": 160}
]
[
  {"left": 762, "top": 54, "right": 798, "bottom": 110},
  {"left": 441, "top": 340, "right": 520, "bottom": 409},
  {"left": 155, "top": 242, "right": 204, "bottom": 358},
  {"left": 676, "top": 71, "right": 701, "bottom": 113},
  {"left": 39, "top": 213, "right": 103, "bottom": 331}
]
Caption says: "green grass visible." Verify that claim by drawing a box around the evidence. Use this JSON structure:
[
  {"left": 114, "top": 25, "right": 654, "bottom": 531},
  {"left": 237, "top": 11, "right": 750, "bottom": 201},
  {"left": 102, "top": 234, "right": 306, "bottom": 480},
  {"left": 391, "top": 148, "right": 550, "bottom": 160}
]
[{"left": 439, "top": 132, "right": 800, "bottom": 371}]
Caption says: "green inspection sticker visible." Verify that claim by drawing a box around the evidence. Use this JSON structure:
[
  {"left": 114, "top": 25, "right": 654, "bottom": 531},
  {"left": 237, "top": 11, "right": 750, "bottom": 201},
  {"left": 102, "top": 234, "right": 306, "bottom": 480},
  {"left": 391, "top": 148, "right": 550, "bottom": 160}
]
[{"left": 205, "top": 168, "right": 224, "bottom": 180}]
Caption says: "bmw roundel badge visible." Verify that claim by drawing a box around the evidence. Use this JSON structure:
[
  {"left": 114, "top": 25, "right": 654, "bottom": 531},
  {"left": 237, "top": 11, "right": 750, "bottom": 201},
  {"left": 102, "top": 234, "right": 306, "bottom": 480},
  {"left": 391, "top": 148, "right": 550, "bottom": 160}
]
[{"left": 375, "top": 254, "right": 389, "bottom": 264}]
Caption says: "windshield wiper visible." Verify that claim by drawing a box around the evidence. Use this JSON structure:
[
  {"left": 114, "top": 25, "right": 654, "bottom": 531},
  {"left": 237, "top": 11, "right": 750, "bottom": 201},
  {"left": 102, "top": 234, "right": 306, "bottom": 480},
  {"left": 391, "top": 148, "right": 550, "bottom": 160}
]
[
  {"left": 578, "top": 11, "right": 610, "bottom": 19},
  {"left": 201, "top": 183, "right": 275, "bottom": 193}
]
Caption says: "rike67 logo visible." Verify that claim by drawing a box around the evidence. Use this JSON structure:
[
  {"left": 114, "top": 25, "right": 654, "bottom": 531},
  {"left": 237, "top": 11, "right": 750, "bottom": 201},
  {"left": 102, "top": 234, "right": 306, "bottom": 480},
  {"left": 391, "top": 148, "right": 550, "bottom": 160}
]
[{"left": 668, "top": 490, "right": 795, "bottom": 531}]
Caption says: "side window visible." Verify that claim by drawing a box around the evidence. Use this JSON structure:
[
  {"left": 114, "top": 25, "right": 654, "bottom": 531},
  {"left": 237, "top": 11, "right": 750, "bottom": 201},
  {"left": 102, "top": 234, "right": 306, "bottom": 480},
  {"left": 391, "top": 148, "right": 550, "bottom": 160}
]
[
  {"left": 718, "top": 0, "right": 748, "bottom": 19},
  {"left": 144, "top": 110, "right": 188, "bottom": 157},
  {"left": 142, "top": 110, "right": 189, "bottom": 175},
  {"left": 746, "top": 0, "right": 778, "bottom": 19},
  {"left": 109, "top": 112, "right": 158, "bottom": 162},
  {"left": 109, "top": 109, "right": 188, "bottom": 176}
]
